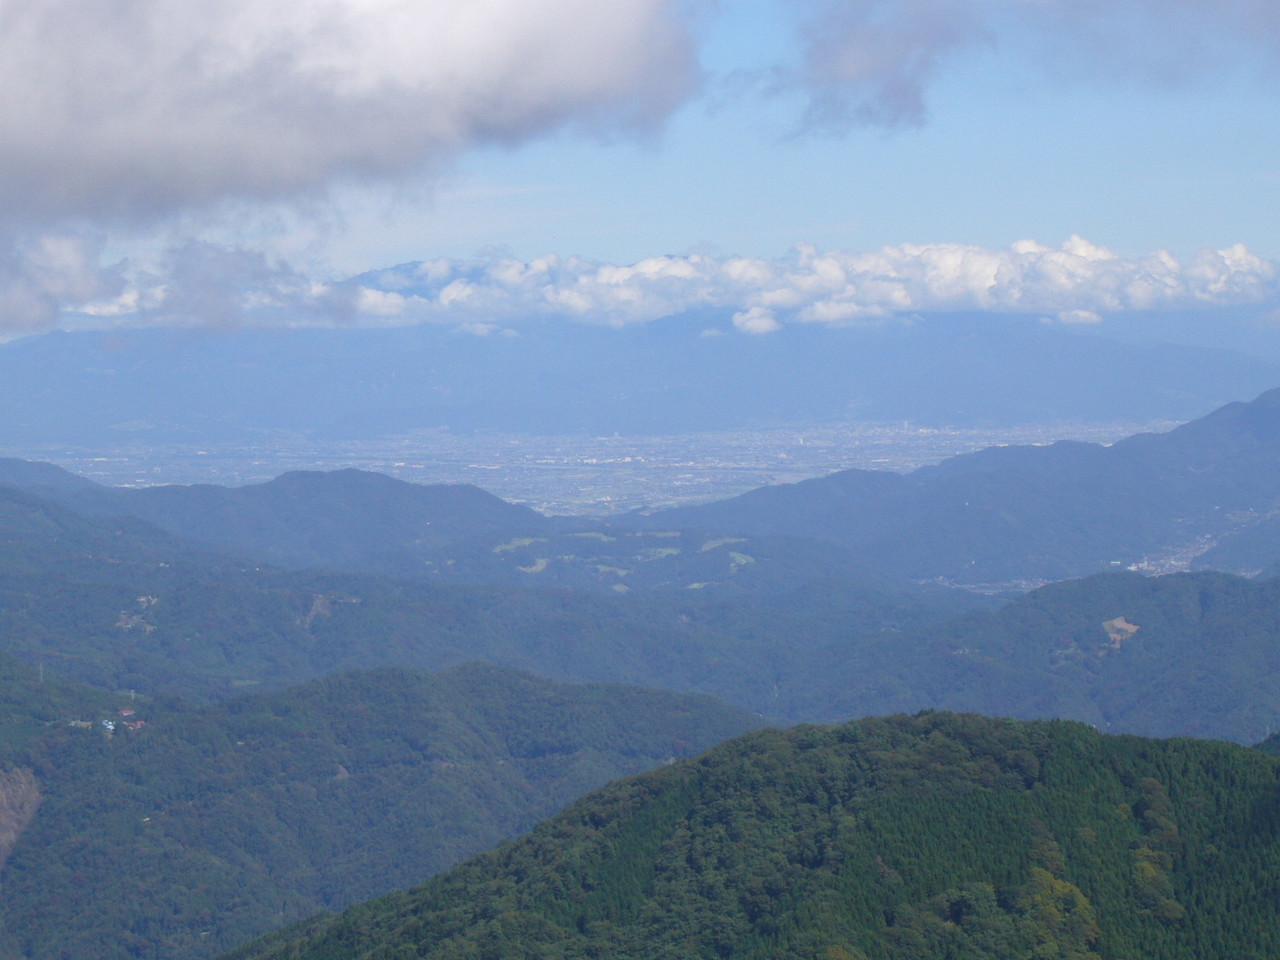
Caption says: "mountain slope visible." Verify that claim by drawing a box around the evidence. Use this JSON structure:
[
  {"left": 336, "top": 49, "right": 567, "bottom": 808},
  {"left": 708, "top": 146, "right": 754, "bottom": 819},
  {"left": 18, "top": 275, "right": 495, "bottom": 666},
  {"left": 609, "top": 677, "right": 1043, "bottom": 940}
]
[
  {"left": 796, "top": 570, "right": 1280, "bottom": 742},
  {"left": 0, "top": 663, "right": 763, "bottom": 960},
  {"left": 637, "top": 386, "right": 1280, "bottom": 584},
  {"left": 0, "top": 460, "right": 548, "bottom": 571},
  {"left": 10, "top": 476, "right": 1280, "bottom": 741},
  {"left": 0, "top": 480, "right": 966, "bottom": 710},
  {"left": 225, "top": 711, "right": 1280, "bottom": 960},
  {"left": 0, "top": 459, "right": 914, "bottom": 599}
]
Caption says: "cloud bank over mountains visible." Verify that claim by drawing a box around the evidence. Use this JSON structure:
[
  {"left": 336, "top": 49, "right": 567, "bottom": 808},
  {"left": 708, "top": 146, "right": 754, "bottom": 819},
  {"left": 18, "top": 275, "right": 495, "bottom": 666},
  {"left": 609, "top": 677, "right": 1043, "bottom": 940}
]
[
  {"left": 1, "top": 0, "right": 1278, "bottom": 338},
  {"left": 62, "top": 237, "right": 1277, "bottom": 338}
]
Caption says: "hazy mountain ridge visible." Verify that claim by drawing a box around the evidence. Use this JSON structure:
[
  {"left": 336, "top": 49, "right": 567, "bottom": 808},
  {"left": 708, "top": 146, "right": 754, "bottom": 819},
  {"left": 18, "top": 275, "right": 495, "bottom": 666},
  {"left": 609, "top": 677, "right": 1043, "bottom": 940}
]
[
  {"left": 10, "top": 386, "right": 1280, "bottom": 592},
  {"left": 0, "top": 460, "right": 547, "bottom": 571},
  {"left": 10, "top": 458, "right": 1280, "bottom": 740},
  {"left": 225, "top": 711, "right": 1280, "bottom": 960},
  {"left": 636, "top": 387, "right": 1280, "bottom": 584},
  {"left": 0, "top": 478, "right": 964, "bottom": 710},
  {"left": 0, "top": 459, "right": 908, "bottom": 597},
  {"left": 3, "top": 320, "right": 1278, "bottom": 446},
  {"left": 799, "top": 569, "right": 1280, "bottom": 742}
]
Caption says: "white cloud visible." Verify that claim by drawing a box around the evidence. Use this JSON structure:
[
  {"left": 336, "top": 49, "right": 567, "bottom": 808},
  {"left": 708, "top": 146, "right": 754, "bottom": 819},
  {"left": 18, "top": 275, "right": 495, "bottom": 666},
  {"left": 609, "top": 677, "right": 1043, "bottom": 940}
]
[
  {"left": 47, "top": 236, "right": 1278, "bottom": 337},
  {"left": 1057, "top": 309, "right": 1103, "bottom": 325},
  {"left": 0, "top": 0, "right": 701, "bottom": 226},
  {"left": 732, "top": 306, "right": 784, "bottom": 334},
  {"left": 396, "top": 237, "right": 1278, "bottom": 328}
]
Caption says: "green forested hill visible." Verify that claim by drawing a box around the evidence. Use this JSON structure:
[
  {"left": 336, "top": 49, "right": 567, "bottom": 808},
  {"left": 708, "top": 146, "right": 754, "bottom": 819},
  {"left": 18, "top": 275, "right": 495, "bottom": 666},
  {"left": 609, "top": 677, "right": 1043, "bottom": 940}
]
[
  {"left": 0, "top": 664, "right": 762, "bottom": 960},
  {"left": 794, "top": 570, "right": 1280, "bottom": 742},
  {"left": 0, "top": 482, "right": 227, "bottom": 578},
  {"left": 226, "top": 712, "right": 1280, "bottom": 960},
  {"left": 0, "top": 481, "right": 967, "bottom": 710},
  {"left": 0, "top": 645, "right": 130, "bottom": 750},
  {"left": 12, "top": 472, "right": 1280, "bottom": 741}
]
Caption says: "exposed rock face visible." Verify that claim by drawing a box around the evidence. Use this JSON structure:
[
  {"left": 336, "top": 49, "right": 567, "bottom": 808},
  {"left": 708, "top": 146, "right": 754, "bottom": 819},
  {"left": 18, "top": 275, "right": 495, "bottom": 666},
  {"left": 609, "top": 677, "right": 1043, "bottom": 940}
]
[{"left": 0, "top": 768, "right": 40, "bottom": 871}]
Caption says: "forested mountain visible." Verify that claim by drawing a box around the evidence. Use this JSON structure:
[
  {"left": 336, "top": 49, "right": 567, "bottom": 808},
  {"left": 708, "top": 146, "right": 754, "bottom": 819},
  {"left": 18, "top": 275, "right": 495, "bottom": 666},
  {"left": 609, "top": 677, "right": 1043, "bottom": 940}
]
[
  {"left": 0, "top": 481, "right": 207, "bottom": 574},
  {"left": 225, "top": 711, "right": 1280, "bottom": 960},
  {"left": 10, "top": 473, "right": 1280, "bottom": 740},
  {"left": 0, "top": 644, "right": 130, "bottom": 750},
  {"left": 0, "top": 479, "right": 967, "bottom": 709},
  {"left": 793, "top": 570, "right": 1280, "bottom": 742},
  {"left": 0, "top": 663, "right": 762, "bottom": 960},
  {"left": 0, "top": 461, "right": 548, "bottom": 571},
  {"left": 0, "top": 460, "right": 901, "bottom": 596},
  {"left": 634, "top": 386, "right": 1280, "bottom": 585},
  {"left": 1193, "top": 514, "right": 1280, "bottom": 577},
  {"left": 0, "top": 530, "right": 955, "bottom": 711},
  {"left": 387, "top": 527, "right": 898, "bottom": 597},
  {"left": 10, "top": 391, "right": 1280, "bottom": 959}
]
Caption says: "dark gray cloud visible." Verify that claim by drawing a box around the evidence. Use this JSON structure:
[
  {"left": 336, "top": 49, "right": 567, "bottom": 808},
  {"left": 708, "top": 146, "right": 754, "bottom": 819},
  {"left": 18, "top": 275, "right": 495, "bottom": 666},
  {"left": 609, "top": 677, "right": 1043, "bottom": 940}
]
[
  {"left": 800, "top": 0, "right": 990, "bottom": 128},
  {"left": 795, "top": 0, "right": 1280, "bottom": 130}
]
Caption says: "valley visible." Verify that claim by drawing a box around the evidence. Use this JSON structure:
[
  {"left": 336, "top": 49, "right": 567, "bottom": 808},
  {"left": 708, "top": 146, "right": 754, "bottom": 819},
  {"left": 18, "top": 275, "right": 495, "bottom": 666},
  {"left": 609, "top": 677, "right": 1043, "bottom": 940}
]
[
  {"left": 3, "top": 416, "right": 1170, "bottom": 515},
  {"left": 4, "top": 387, "right": 1280, "bottom": 957}
]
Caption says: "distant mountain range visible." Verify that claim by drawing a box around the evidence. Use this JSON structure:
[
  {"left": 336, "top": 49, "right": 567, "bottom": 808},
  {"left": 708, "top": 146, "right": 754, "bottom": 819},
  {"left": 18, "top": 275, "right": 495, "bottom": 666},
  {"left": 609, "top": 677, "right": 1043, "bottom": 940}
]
[
  {"left": 225, "top": 711, "right": 1280, "bottom": 960},
  {"left": 12, "top": 384, "right": 1280, "bottom": 590},
  {"left": 0, "top": 478, "right": 963, "bottom": 710},
  {"left": 635, "top": 386, "right": 1280, "bottom": 584},
  {"left": 11, "top": 426, "right": 1280, "bottom": 740},
  {"left": 3, "top": 316, "right": 1279, "bottom": 445},
  {"left": 0, "top": 460, "right": 544, "bottom": 570}
]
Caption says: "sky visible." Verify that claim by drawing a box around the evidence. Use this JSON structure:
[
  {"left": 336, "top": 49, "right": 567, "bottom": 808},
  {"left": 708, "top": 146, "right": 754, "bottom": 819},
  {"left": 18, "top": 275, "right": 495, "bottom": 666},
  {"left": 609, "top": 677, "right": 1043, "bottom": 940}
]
[{"left": 1, "top": 0, "right": 1279, "bottom": 341}]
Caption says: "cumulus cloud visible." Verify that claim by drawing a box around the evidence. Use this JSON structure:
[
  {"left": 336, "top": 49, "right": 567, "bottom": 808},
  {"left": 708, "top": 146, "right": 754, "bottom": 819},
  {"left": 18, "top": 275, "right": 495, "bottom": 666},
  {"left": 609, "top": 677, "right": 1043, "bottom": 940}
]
[
  {"left": 0, "top": 0, "right": 701, "bottom": 225},
  {"left": 54, "top": 236, "right": 1278, "bottom": 336},
  {"left": 0, "top": 0, "right": 705, "bottom": 333},
  {"left": 795, "top": 0, "right": 1280, "bottom": 129},
  {"left": 378, "top": 237, "right": 1277, "bottom": 332}
]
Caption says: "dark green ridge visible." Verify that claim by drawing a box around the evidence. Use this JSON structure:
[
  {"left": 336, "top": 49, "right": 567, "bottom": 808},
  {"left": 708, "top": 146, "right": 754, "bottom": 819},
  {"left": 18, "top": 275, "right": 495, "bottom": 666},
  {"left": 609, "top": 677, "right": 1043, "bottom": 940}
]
[
  {"left": 15, "top": 472, "right": 1280, "bottom": 742},
  {"left": 225, "top": 711, "right": 1280, "bottom": 960}
]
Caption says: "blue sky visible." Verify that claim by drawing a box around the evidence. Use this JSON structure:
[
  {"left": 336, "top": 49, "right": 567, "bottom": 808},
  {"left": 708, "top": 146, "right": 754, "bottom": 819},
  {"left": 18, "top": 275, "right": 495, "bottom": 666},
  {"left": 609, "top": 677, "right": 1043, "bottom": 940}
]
[
  {"left": 340, "top": 2, "right": 1280, "bottom": 269},
  {"left": 1, "top": 0, "right": 1278, "bottom": 339}
]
